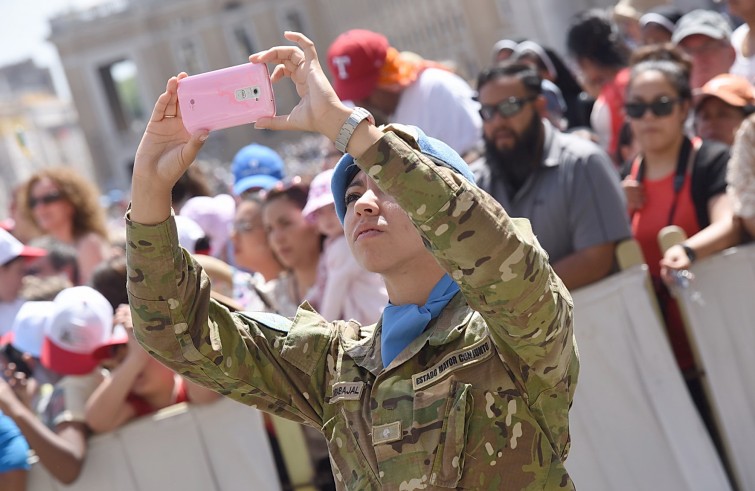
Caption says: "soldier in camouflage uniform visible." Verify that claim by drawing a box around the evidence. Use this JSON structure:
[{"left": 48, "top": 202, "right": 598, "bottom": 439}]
[{"left": 126, "top": 32, "right": 579, "bottom": 490}]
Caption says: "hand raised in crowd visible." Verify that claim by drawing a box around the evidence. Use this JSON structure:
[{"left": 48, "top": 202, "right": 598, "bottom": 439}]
[
  {"left": 131, "top": 73, "right": 209, "bottom": 225},
  {"left": 660, "top": 244, "right": 693, "bottom": 286},
  {"left": 114, "top": 303, "right": 134, "bottom": 330},
  {"left": 250, "top": 31, "right": 350, "bottom": 139},
  {"left": 0, "top": 364, "right": 37, "bottom": 413},
  {"left": 622, "top": 177, "right": 646, "bottom": 212},
  {"left": 132, "top": 74, "right": 207, "bottom": 193}
]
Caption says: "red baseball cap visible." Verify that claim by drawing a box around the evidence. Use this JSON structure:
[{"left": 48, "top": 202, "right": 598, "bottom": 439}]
[
  {"left": 327, "top": 29, "right": 389, "bottom": 102},
  {"left": 41, "top": 286, "right": 113, "bottom": 375},
  {"left": 91, "top": 323, "right": 129, "bottom": 361}
]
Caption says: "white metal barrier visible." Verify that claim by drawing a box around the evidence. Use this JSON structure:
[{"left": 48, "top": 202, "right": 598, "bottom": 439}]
[
  {"left": 672, "top": 244, "right": 755, "bottom": 491},
  {"left": 566, "top": 265, "right": 732, "bottom": 491},
  {"left": 27, "top": 247, "right": 753, "bottom": 490},
  {"left": 28, "top": 397, "right": 282, "bottom": 491}
]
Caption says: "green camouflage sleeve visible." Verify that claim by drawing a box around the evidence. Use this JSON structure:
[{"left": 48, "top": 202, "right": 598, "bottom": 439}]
[
  {"left": 125, "top": 213, "right": 331, "bottom": 427},
  {"left": 355, "top": 126, "right": 578, "bottom": 455}
]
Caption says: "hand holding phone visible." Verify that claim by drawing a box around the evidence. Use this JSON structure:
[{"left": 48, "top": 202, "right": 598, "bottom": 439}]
[{"left": 177, "top": 63, "right": 276, "bottom": 133}]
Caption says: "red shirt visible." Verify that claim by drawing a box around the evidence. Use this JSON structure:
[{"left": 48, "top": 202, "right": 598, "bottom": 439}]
[
  {"left": 629, "top": 163, "right": 701, "bottom": 372},
  {"left": 126, "top": 377, "right": 189, "bottom": 417},
  {"left": 631, "top": 171, "right": 700, "bottom": 278}
]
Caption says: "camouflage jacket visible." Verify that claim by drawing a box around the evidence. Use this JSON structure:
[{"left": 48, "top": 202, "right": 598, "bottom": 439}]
[{"left": 127, "top": 128, "right": 579, "bottom": 490}]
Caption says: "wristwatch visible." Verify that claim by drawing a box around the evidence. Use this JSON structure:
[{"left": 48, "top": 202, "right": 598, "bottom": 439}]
[
  {"left": 335, "top": 107, "right": 375, "bottom": 153},
  {"left": 681, "top": 243, "right": 697, "bottom": 264}
]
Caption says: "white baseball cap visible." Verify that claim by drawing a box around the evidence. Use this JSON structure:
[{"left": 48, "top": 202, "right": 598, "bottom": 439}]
[
  {"left": 175, "top": 215, "right": 207, "bottom": 254},
  {"left": 2, "top": 301, "right": 54, "bottom": 358},
  {"left": 41, "top": 286, "right": 113, "bottom": 375},
  {"left": 0, "top": 228, "right": 47, "bottom": 266}
]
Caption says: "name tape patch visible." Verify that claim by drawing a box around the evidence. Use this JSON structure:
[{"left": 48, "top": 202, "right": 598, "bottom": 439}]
[
  {"left": 412, "top": 337, "right": 493, "bottom": 390},
  {"left": 330, "top": 381, "right": 365, "bottom": 403}
]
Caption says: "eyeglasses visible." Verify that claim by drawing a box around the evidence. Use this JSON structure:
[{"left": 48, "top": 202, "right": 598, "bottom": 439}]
[
  {"left": 624, "top": 97, "right": 679, "bottom": 119},
  {"left": 28, "top": 192, "right": 64, "bottom": 209},
  {"left": 479, "top": 95, "right": 537, "bottom": 121}
]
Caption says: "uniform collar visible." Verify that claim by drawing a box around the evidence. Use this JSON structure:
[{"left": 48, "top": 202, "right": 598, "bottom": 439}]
[{"left": 369, "top": 292, "right": 472, "bottom": 373}]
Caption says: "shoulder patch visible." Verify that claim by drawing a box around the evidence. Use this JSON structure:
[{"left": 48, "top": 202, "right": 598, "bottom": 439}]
[{"left": 238, "top": 311, "right": 293, "bottom": 334}]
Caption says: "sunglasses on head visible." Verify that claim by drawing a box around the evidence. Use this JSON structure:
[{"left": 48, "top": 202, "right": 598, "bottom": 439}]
[
  {"left": 28, "top": 192, "right": 64, "bottom": 209},
  {"left": 479, "top": 95, "right": 537, "bottom": 121},
  {"left": 624, "top": 96, "right": 679, "bottom": 119}
]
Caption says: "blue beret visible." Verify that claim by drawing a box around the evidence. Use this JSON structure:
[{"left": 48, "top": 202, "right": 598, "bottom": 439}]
[{"left": 331, "top": 126, "right": 477, "bottom": 223}]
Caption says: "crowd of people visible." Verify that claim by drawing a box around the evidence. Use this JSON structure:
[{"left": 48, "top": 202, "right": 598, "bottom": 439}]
[{"left": 1, "top": 1, "right": 755, "bottom": 489}]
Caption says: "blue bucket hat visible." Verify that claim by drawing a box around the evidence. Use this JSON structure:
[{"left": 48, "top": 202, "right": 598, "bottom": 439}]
[{"left": 331, "top": 126, "right": 477, "bottom": 223}]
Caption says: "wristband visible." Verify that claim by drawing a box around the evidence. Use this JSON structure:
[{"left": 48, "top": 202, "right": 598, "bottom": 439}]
[
  {"left": 681, "top": 243, "right": 697, "bottom": 264},
  {"left": 334, "top": 107, "right": 374, "bottom": 154}
]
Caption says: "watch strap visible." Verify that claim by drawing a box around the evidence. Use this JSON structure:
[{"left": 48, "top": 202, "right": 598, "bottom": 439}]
[
  {"left": 681, "top": 243, "right": 697, "bottom": 263},
  {"left": 335, "top": 107, "right": 374, "bottom": 154}
]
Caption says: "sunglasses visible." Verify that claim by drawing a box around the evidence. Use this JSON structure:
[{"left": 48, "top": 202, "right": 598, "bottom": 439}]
[
  {"left": 479, "top": 95, "right": 537, "bottom": 121},
  {"left": 28, "top": 192, "right": 64, "bottom": 209},
  {"left": 624, "top": 97, "right": 679, "bottom": 119}
]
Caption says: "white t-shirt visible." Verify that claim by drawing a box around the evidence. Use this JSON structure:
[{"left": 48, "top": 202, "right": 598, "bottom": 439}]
[
  {"left": 0, "top": 299, "right": 24, "bottom": 336},
  {"left": 391, "top": 68, "right": 482, "bottom": 156},
  {"left": 731, "top": 24, "right": 755, "bottom": 84},
  {"left": 318, "top": 235, "right": 388, "bottom": 325},
  {"left": 590, "top": 97, "right": 612, "bottom": 155}
]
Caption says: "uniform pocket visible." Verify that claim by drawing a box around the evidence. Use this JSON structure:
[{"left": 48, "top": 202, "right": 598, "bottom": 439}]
[
  {"left": 321, "top": 408, "right": 380, "bottom": 490},
  {"left": 425, "top": 381, "right": 473, "bottom": 488}
]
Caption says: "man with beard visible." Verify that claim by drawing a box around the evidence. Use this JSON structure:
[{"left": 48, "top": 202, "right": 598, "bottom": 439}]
[{"left": 470, "top": 63, "right": 631, "bottom": 290}]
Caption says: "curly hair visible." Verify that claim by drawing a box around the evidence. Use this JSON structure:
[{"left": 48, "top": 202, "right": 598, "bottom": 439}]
[{"left": 19, "top": 167, "right": 109, "bottom": 241}]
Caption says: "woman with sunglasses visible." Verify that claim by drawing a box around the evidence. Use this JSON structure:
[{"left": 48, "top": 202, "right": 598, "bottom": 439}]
[
  {"left": 125, "top": 32, "right": 578, "bottom": 489},
  {"left": 620, "top": 56, "right": 738, "bottom": 431},
  {"left": 18, "top": 168, "right": 112, "bottom": 285}
]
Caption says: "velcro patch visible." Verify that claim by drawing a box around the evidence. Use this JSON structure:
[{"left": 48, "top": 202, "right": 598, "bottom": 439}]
[
  {"left": 412, "top": 337, "right": 493, "bottom": 390},
  {"left": 372, "top": 421, "right": 402, "bottom": 445},
  {"left": 330, "top": 381, "right": 365, "bottom": 403}
]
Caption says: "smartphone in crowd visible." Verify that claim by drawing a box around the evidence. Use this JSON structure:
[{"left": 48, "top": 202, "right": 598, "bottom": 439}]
[
  {"left": 2, "top": 343, "right": 33, "bottom": 378},
  {"left": 177, "top": 62, "right": 276, "bottom": 133}
]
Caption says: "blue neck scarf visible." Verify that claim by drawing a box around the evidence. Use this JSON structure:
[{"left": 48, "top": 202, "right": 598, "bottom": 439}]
[{"left": 381, "top": 274, "right": 460, "bottom": 367}]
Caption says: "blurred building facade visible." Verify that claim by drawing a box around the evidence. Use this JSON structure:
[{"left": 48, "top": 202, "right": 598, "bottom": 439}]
[
  {"left": 0, "top": 60, "right": 95, "bottom": 220},
  {"left": 43, "top": 0, "right": 712, "bottom": 193}
]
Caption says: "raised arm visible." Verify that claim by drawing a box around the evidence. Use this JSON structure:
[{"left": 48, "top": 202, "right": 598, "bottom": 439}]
[
  {"left": 251, "top": 33, "right": 574, "bottom": 396},
  {"left": 127, "top": 45, "right": 341, "bottom": 427}
]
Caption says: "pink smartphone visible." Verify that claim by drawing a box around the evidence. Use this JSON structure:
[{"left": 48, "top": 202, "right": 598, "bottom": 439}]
[{"left": 177, "top": 62, "right": 276, "bottom": 133}]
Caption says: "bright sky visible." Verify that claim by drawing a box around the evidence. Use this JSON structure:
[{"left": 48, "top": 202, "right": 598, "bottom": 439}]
[{"left": 0, "top": 0, "right": 106, "bottom": 99}]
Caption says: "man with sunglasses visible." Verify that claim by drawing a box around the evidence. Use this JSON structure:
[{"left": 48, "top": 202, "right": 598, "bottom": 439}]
[{"left": 470, "top": 63, "right": 631, "bottom": 290}]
